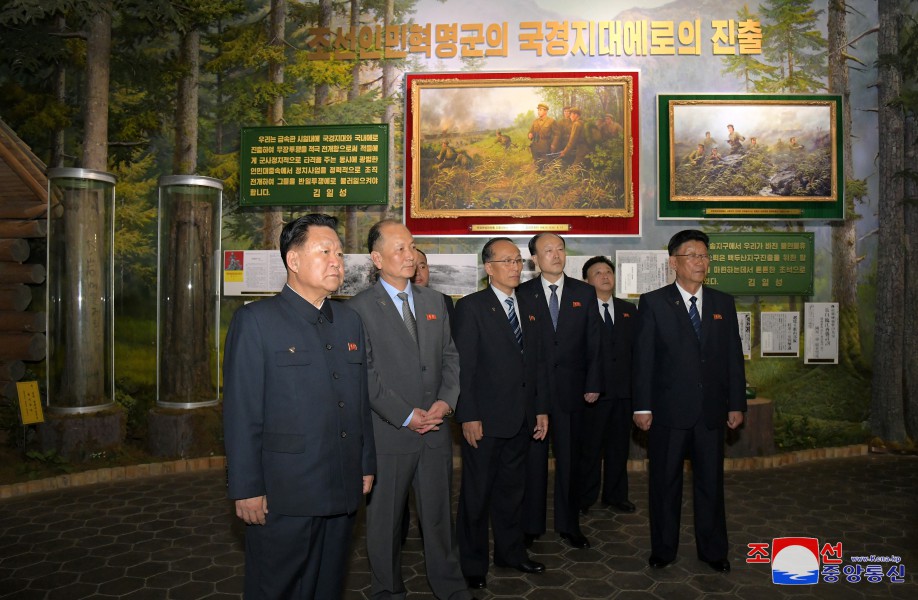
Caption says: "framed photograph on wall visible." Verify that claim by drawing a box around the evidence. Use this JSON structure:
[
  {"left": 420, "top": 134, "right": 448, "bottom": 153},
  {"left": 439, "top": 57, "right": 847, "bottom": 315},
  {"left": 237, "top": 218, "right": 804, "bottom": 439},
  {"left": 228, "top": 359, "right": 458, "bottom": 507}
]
[
  {"left": 404, "top": 71, "right": 640, "bottom": 236},
  {"left": 657, "top": 94, "right": 844, "bottom": 220}
]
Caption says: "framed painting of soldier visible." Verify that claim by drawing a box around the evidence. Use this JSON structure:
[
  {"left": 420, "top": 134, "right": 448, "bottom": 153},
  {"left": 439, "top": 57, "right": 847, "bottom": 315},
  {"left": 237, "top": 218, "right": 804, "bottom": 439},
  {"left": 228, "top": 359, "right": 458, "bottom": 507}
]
[
  {"left": 657, "top": 94, "right": 844, "bottom": 220},
  {"left": 404, "top": 71, "right": 640, "bottom": 236}
]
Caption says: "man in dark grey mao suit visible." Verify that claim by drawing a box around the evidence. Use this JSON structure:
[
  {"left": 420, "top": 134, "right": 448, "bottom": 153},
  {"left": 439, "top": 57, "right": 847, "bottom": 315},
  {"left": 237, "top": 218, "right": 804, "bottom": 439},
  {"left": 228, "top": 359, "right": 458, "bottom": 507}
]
[
  {"left": 633, "top": 229, "right": 747, "bottom": 573},
  {"left": 349, "top": 220, "right": 472, "bottom": 600},
  {"left": 223, "top": 214, "right": 376, "bottom": 599}
]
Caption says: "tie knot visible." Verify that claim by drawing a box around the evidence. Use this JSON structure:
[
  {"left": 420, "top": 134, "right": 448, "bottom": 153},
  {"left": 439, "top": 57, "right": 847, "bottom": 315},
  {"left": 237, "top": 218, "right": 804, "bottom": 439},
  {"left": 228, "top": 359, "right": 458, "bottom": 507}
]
[
  {"left": 602, "top": 302, "right": 609, "bottom": 309},
  {"left": 397, "top": 292, "right": 409, "bottom": 301},
  {"left": 690, "top": 295, "right": 697, "bottom": 305},
  {"left": 549, "top": 284, "right": 558, "bottom": 293},
  {"left": 505, "top": 298, "right": 514, "bottom": 309}
]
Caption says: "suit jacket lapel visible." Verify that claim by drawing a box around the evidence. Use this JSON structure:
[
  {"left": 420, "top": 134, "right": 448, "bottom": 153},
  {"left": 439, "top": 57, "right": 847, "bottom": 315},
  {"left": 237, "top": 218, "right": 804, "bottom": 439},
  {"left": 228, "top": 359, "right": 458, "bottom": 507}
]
[
  {"left": 699, "top": 286, "right": 715, "bottom": 347},
  {"left": 414, "top": 286, "right": 437, "bottom": 353},
  {"left": 373, "top": 282, "right": 419, "bottom": 351},
  {"left": 665, "top": 283, "right": 699, "bottom": 343},
  {"left": 556, "top": 274, "right": 572, "bottom": 328},
  {"left": 488, "top": 289, "right": 524, "bottom": 351},
  {"left": 527, "top": 279, "right": 553, "bottom": 332}
]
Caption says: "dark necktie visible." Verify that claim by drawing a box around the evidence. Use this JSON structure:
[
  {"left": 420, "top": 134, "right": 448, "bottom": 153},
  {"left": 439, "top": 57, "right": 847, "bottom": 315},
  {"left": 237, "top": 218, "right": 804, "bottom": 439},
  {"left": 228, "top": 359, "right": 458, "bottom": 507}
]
[
  {"left": 549, "top": 284, "right": 559, "bottom": 330},
  {"left": 397, "top": 291, "right": 418, "bottom": 344},
  {"left": 689, "top": 295, "right": 702, "bottom": 340},
  {"left": 506, "top": 298, "right": 523, "bottom": 350},
  {"left": 603, "top": 302, "right": 614, "bottom": 337}
]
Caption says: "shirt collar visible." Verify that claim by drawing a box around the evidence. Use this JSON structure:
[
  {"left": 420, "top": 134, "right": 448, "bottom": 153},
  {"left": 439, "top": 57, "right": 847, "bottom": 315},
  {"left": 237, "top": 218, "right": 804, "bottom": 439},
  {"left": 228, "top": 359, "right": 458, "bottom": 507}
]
[
  {"left": 674, "top": 281, "right": 703, "bottom": 311},
  {"left": 540, "top": 274, "right": 564, "bottom": 297},
  {"left": 596, "top": 296, "right": 614, "bottom": 323},
  {"left": 379, "top": 277, "right": 413, "bottom": 303},
  {"left": 490, "top": 285, "right": 517, "bottom": 307}
]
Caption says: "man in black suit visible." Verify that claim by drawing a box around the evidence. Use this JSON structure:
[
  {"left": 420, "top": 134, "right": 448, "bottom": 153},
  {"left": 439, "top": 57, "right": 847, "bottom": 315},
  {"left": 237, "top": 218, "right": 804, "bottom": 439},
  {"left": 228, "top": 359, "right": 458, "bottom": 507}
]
[
  {"left": 577, "top": 256, "right": 637, "bottom": 515},
  {"left": 455, "top": 237, "right": 549, "bottom": 590},
  {"left": 633, "top": 230, "right": 746, "bottom": 573},
  {"left": 349, "top": 220, "right": 472, "bottom": 600},
  {"left": 518, "top": 233, "right": 601, "bottom": 550},
  {"left": 223, "top": 214, "right": 376, "bottom": 598}
]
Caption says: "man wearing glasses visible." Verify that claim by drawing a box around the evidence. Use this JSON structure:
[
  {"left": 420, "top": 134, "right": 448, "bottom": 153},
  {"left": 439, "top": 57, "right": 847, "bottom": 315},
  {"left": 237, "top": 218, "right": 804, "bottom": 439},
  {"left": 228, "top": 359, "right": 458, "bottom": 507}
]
[
  {"left": 633, "top": 229, "right": 746, "bottom": 573},
  {"left": 454, "top": 238, "right": 549, "bottom": 590}
]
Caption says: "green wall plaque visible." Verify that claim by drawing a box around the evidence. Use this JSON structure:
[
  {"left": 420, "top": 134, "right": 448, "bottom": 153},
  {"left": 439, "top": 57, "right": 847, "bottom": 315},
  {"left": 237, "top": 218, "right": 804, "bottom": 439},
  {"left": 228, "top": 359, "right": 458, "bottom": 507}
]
[
  {"left": 705, "top": 232, "right": 814, "bottom": 296},
  {"left": 239, "top": 124, "right": 389, "bottom": 206}
]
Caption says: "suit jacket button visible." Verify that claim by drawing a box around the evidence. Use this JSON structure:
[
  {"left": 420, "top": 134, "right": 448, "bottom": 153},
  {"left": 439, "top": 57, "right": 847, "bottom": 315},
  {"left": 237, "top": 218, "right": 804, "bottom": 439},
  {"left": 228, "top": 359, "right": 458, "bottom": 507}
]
[
  {"left": 340, "top": 431, "right": 347, "bottom": 438},
  {"left": 333, "top": 372, "right": 340, "bottom": 379},
  {"left": 326, "top": 344, "right": 333, "bottom": 350},
  {"left": 338, "top": 401, "right": 345, "bottom": 408}
]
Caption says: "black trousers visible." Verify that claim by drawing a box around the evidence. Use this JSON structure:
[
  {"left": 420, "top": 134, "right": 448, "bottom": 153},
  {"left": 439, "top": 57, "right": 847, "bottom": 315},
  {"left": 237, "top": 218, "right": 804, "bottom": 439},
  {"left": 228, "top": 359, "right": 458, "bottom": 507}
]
[
  {"left": 456, "top": 422, "right": 529, "bottom": 577},
  {"left": 647, "top": 419, "right": 728, "bottom": 562},
  {"left": 244, "top": 510, "right": 355, "bottom": 599},
  {"left": 578, "top": 397, "right": 632, "bottom": 508},
  {"left": 522, "top": 408, "right": 584, "bottom": 536}
]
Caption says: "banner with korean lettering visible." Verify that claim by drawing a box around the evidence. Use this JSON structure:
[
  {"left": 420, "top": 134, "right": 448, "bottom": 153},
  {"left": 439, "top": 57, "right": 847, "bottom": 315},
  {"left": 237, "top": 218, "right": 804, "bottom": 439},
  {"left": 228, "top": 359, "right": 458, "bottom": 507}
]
[{"left": 304, "top": 19, "right": 762, "bottom": 61}]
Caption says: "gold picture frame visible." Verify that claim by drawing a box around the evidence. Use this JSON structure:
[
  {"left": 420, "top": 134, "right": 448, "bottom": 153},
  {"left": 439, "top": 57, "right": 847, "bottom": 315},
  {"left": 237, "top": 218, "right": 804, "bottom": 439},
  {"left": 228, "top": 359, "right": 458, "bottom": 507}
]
[{"left": 404, "top": 71, "right": 640, "bottom": 236}]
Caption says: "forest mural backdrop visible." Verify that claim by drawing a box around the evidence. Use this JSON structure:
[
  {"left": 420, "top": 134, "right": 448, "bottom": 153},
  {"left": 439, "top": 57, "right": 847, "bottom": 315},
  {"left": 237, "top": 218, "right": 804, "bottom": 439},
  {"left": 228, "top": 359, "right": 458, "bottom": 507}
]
[{"left": 1, "top": 0, "right": 916, "bottom": 448}]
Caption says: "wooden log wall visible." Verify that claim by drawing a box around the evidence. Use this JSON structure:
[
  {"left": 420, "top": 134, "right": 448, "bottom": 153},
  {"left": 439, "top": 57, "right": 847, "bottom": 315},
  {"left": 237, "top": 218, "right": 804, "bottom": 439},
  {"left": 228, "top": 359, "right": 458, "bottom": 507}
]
[{"left": 0, "top": 120, "right": 48, "bottom": 403}]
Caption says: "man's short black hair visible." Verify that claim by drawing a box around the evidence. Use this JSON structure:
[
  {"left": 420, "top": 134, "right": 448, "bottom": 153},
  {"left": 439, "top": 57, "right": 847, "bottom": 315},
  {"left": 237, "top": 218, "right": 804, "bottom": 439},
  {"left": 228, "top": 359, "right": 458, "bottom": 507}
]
[
  {"left": 415, "top": 248, "right": 428, "bottom": 260},
  {"left": 667, "top": 229, "right": 709, "bottom": 255},
  {"left": 482, "top": 237, "right": 514, "bottom": 263},
  {"left": 279, "top": 213, "right": 338, "bottom": 269},
  {"left": 366, "top": 218, "right": 403, "bottom": 253},
  {"left": 582, "top": 255, "right": 614, "bottom": 280},
  {"left": 527, "top": 232, "right": 565, "bottom": 256}
]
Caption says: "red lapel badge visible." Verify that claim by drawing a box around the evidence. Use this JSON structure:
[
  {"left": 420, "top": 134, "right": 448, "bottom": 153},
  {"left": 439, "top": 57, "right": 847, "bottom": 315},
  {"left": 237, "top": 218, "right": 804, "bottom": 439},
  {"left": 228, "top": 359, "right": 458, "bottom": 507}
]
[
  {"left": 622, "top": 312, "right": 631, "bottom": 318},
  {"left": 713, "top": 314, "right": 723, "bottom": 320},
  {"left": 528, "top": 315, "right": 536, "bottom": 321},
  {"left": 426, "top": 313, "right": 437, "bottom": 320},
  {"left": 572, "top": 301, "right": 582, "bottom": 308},
  {"left": 347, "top": 342, "right": 358, "bottom": 351}
]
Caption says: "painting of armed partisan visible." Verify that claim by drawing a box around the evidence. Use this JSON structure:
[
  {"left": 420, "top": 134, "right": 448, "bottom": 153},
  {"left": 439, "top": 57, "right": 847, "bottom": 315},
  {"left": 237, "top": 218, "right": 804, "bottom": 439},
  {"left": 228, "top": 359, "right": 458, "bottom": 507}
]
[
  {"left": 658, "top": 94, "right": 844, "bottom": 221},
  {"left": 404, "top": 71, "right": 639, "bottom": 236}
]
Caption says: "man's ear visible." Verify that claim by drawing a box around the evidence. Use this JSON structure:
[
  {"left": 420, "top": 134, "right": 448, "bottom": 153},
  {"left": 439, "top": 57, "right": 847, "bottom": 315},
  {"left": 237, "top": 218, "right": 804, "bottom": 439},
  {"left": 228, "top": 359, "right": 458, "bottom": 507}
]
[
  {"left": 287, "top": 249, "right": 299, "bottom": 273},
  {"left": 370, "top": 250, "right": 383, "bottom": 270}
]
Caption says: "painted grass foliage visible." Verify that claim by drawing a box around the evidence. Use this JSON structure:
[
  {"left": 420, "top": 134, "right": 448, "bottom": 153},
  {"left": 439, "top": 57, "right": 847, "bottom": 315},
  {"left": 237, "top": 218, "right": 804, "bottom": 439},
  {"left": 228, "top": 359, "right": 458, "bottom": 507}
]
[
  {"left": 674, "top": 145, "right": 832, "bottom": 198},
  {"left": 419, "top": 126, "right": 625, "bottom": 212}
]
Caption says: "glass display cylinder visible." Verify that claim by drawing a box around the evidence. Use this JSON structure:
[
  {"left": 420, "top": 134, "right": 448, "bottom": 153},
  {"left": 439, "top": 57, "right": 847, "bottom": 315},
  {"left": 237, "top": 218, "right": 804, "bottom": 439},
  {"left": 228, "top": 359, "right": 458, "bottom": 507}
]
[
  {"left": 46, "top": 168, "right": 116, "bottom": 413},
  {"left": 157, "top": 175, "right": 223, "bottom": 408}
]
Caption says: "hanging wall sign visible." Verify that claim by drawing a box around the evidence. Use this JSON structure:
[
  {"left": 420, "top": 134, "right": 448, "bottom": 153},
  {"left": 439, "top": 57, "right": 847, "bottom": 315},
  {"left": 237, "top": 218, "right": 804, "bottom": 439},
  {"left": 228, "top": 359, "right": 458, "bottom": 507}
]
[{"left": 239, "top": 124, "right": 389, "bottom": 206}]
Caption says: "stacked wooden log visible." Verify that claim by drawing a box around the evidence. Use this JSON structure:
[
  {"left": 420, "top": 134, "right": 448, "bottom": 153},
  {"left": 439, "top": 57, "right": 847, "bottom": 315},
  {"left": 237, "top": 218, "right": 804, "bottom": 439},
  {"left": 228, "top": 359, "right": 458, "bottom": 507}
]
[{"left": 0, "top": 120, "right": 47, "bottom": 404}]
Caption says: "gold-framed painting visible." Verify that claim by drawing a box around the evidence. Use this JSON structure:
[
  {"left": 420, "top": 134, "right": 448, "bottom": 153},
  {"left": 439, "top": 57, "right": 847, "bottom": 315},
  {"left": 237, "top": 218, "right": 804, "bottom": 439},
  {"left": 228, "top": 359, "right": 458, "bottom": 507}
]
[
  {"left": 404, "top": 71, "right": 640, "bottom": 236},
  {"left": 658, "top": 94, "right": 844, "bottom": 220}
]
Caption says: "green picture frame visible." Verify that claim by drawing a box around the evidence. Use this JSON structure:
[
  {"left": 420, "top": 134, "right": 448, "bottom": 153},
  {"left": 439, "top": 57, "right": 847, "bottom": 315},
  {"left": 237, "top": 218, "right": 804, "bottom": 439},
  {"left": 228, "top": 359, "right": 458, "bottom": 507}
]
[{"left": 657, "top": 94, "right": 844, "bottom": 221}]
